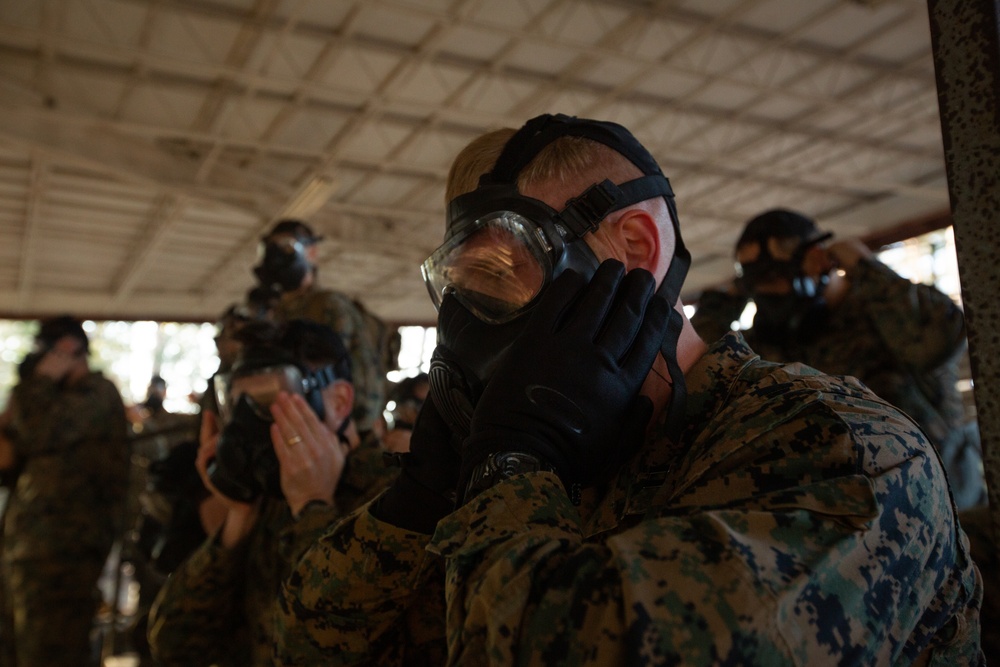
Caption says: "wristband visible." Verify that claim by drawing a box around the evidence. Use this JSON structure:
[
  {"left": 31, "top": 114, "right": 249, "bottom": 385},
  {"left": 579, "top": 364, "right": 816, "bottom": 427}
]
[
  {"left": 293, "top": 498, "right": 332, "bottom": 520},
  {"left": 460, "top": 450, "right": 556, "bottom": 505}
]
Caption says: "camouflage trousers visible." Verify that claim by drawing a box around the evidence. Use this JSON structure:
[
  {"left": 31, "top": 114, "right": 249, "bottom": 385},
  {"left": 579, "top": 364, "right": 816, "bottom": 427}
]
[{"left": 1, "top": 556, "right": 105, "bottom": 667}]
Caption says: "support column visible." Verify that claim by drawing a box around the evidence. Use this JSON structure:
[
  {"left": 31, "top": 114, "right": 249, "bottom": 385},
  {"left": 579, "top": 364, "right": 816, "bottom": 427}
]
[{"left": 927, "top": 1, "right": 1000, "bottom": 543}]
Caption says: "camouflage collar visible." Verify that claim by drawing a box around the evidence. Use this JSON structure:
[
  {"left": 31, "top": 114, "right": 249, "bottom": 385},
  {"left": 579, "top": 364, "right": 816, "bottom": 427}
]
[
  {"left": 678, "top": 331, "right": 762, "bottom": 440},
  {"left": 563, "top": 332, "right": 768, "bottom": 533},
  {"left": 613, "top": 331, "right": 763, "bottom": 521}
]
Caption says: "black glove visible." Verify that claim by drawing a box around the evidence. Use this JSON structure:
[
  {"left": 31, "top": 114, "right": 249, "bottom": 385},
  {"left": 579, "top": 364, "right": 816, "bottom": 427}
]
[
  {"left": 372, "top": 392, "right": 461, "bottom": 533},
  {"left": 460, "top": 260, "right": 668, "bottom": 496}
]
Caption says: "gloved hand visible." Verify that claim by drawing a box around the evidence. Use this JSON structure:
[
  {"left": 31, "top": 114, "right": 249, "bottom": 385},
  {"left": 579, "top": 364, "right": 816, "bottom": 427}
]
[
  {"left": 460, "top": 259, "right": 668, "bottom": 495},
  {"left": 372, "top": 392, "right": 461, "bottom": 533}
]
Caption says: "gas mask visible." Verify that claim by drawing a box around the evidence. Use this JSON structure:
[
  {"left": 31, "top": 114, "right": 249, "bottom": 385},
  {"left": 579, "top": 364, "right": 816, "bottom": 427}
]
[
  {"left": 253, "top": 235, "right": 313, "bottom": 293},
  {"left": 737, "top": 233, "right": 833, "bottom": 346},
  {"left": 751, "top": 292, "right": 830, "bottom": 346},
  {"left": 208, "top": 359, "right": 339, "bottom": 502},
  {"left": 427, "top": 293, "right": 533, "bottom": 440},
  {"left": 421, "top": 113, "right": 692, "bottom": 443}
]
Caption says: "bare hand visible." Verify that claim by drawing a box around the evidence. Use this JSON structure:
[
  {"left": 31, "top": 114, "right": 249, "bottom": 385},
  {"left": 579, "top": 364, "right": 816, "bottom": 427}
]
[
  {"left": 827, "top": 238, "right": 873, "bottom": 271},
  {"left": 196, "top": 410, "right": 258, "bottom": 545},
  {"left": 34, "top": 336, "right": 86, "bottom": 382},
  {"left": 270, "top": 392, "right": 346, "bottom": 516}
]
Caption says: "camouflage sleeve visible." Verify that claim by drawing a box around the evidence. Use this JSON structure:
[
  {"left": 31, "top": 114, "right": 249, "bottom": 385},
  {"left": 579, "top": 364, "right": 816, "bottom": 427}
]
[
  {"left": 9, "top": 376, "right": 105, "bottom": 459},
  {"left": 95, "top": 377, "right": 131, "bottom": 508},
  {"left": 10, "top": 375, "right": 129, "bottom": 507},
  {"left": 850, "top": 258, "right": 966, "bottom": 370},
  {"left": 278, "top": 501, "right": 343, "bottom": 567},
  {"left": 147, "top": 534, "right": 251, "bottom": 667},
  {"left": 431, "top": 473, "right": 746, "bottom": 666},
  {"left": 274, "top": 498, "right": 446, "bottom": 666},
  {"left": 431, "top": 449, "right": 982, "bottom": 666},
  {"left": 690, "top": 288, "right": 749, "bottom": 345}
]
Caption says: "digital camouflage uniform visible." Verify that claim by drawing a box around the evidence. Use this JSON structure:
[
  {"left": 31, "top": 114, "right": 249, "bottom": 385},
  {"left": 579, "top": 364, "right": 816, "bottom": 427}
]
[
  {"left": 147, "top": 431, "right": 397, "bottom": 667},
  {"left": 276, "top": 332, "right": 982, "bottom": 665},
  {"left": 275, "top": 288, "right": 389, "bottom": 433},
  {"left": 1, "top": 371, "right": 130, "bottom": 667},
  {"left": 692, "top": 257, "right": 986, "bottom": 509}
]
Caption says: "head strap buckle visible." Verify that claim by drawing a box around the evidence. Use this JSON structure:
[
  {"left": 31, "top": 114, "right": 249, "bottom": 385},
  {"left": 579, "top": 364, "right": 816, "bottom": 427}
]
[{"left": 554, "top": 180, "right": 623, "bottom": 239}]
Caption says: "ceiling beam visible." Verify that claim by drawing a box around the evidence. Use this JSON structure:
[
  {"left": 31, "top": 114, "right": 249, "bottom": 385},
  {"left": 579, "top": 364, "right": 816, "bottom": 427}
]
[
  {"left": 0, "top": 15, "right": 942, "bottom": 162},
  {"left": 0, "top": 105, "right": 290, "bottom": 215},
  {"left": 16, "top": 155, "right": 47, "bottom": 310},
  {"left": 110, "top": 0, "right": 937, "bottom": 85},
  {"left": 111, "top": 194, "right": 187, "bottom": 303}
]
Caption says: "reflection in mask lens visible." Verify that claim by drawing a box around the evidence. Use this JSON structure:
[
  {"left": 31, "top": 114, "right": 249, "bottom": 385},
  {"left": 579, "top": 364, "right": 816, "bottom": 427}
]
[
  {"left": 256, "top": 236, "right": 302, "bottom": 261},
  {"left": 422, "top": 212, "right": 549, "bottom": 324},
  {"left": 215, "top": 365, "right": 306, "bottom": 426}
]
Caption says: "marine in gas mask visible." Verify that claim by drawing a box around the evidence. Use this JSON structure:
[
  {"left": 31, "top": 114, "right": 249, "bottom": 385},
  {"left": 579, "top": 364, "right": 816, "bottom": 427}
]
[
  {"left": 690, "top": 208, "right": 984, "bottom": 510},
  {"left": 208, "top": 319, "right": 355, "bottom": 502},
  {"left": 147, "top": 319, "right": 398, "bottom": 667},
  {"left": 252, "top": 219, "right": 392, "bottom": 436},
  {"left": 276, "top": 115, "right": 982, "bottom": 665},
  {"left": 253, "top": 220, "right": 321, "bottom": 294},
  {"left": 732, "top": 209, "right": 836, "bottom": 346}
]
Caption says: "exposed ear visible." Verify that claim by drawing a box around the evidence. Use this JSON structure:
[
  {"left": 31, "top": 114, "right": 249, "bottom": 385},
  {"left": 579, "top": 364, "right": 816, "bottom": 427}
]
[
  {"left": 616, "top": 209, "right": 661, "bottom": 273},
  {"left": 305, "top": 244, "right": 320, "bottom": 263},
  {"left": 324, "top": 380, "right": 355, "bottom": 429}
]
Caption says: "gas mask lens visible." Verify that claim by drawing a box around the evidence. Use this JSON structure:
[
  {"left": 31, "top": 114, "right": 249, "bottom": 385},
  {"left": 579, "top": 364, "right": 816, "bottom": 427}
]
[
  {"left": 421, "top": 211, "right": 550, "bottom": 324},
  {"left": 257, "top": 235, "right": 304, "bottom": 261},
  {"left": 215, "top": 364, "right": 308, "bottom": 426}
]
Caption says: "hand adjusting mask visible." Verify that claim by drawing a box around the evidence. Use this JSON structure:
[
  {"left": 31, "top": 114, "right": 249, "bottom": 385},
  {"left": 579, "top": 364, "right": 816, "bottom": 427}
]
[
  {"left": 421, "top": 113, "right": 691, "bottom": 444},
  {"left": 209, "top": 357, "right": 339, "bottom": 502}
]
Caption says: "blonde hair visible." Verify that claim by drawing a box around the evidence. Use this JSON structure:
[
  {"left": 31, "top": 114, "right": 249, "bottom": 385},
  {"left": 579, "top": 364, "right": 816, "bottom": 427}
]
[
  {"left": 444, "top": 123, "right": 676, "bottom": 268},
  {"left": 445, "top": 130, "right": 644, "bottom": 204},
  {"left": 445, "top": 128, "right": 516, "bottom": 203}
]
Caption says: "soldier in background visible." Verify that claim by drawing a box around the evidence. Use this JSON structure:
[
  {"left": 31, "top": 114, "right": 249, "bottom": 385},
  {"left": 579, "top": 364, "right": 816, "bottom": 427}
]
[
  {"left": 0, "top": 315, "right": 130, "bottom": 667},
  {"left": 691, "top": 209, "right": 985, "bottom": 510},
  {"left": 253, "top": 220, "right": 397, "bottom": 435},
  {"left": 200, "top": 303, "right": 254, "bottom": 420},
  {"left": 148, "top": 319, "right": 397, "bottom": 667},
  {"left": 115, "top": 374, "right": 199, "bottom": 664},
  {"left": 133, "top": 375, "right": 199, "bottom": 456},
  {"left": 381, "top": 372, "right": 429, "bottom": 454}
]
